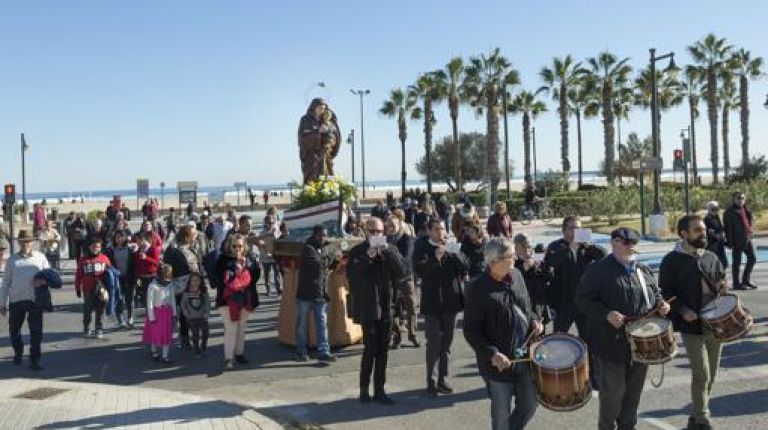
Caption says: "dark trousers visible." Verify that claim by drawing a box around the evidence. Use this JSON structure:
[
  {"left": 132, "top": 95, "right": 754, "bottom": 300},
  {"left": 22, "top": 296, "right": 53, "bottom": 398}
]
[
  {"left": 262, "top": 262, "right": 282, "bottom": 294},
  {"left": 707, "top": 241, "right": 728, "bottom": 269},
  {"left": 597, "top": 357, "right": 648, "bottom": 430},
  {"left": 391, "top": 281, "right": 418, "bottom": 345},
  {"left": 486, "top": 366, "right": 539, "bottom": 430},
  {"left": 175, "top": 294, "right": 190, "bottom": 345},
  {"left": 136, "top": 277, "right": 152, "bottom": 309},
  {"left": 424, "top": 312, "right": 458, "bottom": 388},
  {"left": 554, "top": 304, "right": 599, "bottom": 389},
  {"left": 83, "top": 291, "right": 105, "bottom": 331},
  {"left": 118, "top": 276, "right": 135, "bottom": 322},
  {"left": 732, "top": 240, "right": 756, "bottom": 286},
  {"left": 187, "top": 318, "right": 209, "bottom": 352},
  {"left": 360, "top": 320, "right": 391, "bottom": 394},
  {"left": 9, "top": 301, "right": 43, "bottom": 363}
]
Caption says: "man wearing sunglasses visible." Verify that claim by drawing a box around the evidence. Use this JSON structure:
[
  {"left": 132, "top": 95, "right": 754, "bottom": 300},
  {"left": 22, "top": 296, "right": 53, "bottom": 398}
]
[
  {"left": 576, "top": 227, "right": 671, "bottom": 430},
  {"left": 723, "top": 192, "right": 757, "bottom": 290}
]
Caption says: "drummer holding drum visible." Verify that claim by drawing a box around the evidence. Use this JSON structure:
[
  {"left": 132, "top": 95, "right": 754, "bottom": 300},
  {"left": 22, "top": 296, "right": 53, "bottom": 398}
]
[
  {"left": 575, "top": 227, "right": 671, "bottom": 430},
  {"left": 659, "top": 215, "right": 728, "bottom": 430}
]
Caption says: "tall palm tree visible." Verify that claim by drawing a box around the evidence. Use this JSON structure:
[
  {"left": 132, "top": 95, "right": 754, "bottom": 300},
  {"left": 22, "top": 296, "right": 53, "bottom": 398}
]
[
  {"left": 379, "top": 88, "right": 421, "bottom": 197},
  {"left": 688, "top": 34, "right": 733, "bottom": 184},
  {"left": 409, "top": 71, "right": 444, "bottom": 194},
  {"left": 509, "top": 90, "right": 547, "bottom": 188},
  {"left": 433, "top": 57, "right": 467, "bottom": 191},
  {"left": 566, "top": 78, "right": 595, "bottom": 188},
  {"left": 464, "top": 48, "right": 520, "bottom": 202},
  {"left": 539, "top": 55, "right": 581, "bottom": 175},
  {"left": 731, "top": 49, "right": 764, "bottom": 167},
  {"left": 585, "top": 51, "right": 633, "bottom": 185},
  {"left": 681, "top": 66, "right": 703, "bottom": 180},
  {"left": 613, "top": 83, "right": 634, "bottom": 148},
  {"left": 633, "top": 66, "right": 683, "bottom": 157},
  {"left": 719, "top": 64, "right": 739, "bottom": 179}
]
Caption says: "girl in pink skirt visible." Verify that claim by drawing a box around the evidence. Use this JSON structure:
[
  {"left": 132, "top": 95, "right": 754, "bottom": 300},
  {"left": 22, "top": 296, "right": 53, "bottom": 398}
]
[{"left": 142, "top": 264, "right": 176, "bottom": 363}]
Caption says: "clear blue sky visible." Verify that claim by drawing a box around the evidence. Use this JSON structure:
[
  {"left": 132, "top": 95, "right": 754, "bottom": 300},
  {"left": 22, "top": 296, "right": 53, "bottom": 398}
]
[{"left": 1, "top": 1, "right": 767, "bottom": 193}]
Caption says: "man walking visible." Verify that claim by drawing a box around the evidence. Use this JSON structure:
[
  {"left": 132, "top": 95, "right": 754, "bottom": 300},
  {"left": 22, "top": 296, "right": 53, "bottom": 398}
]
[
  {"left": 0, "top": 229, "right": 50, "bottom": 370},
  {"left": 414, "top": 219, "right": 468, "bottom": 397},
  {"left": 723, "top": 192, "right": 757, "bottom": 290},
  {"left": 347, "top": 217, "right": 408, "bottom": 404}
]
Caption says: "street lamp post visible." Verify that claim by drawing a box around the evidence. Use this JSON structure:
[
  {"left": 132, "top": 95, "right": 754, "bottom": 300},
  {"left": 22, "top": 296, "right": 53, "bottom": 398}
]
[
  {"left": 21, "top": 133, "right": 29, "bottom": 207},
  {"left": 502, "top": 89, "right": 511, "bottom": 196},
  {"left": 347, "top": 130, "right": 355, "bottom": 183},
  {"left": 350, "top": 89, "right": 370, "bottom": 199},
  {"left": 680, "top": 127, "right": 691, "bottom": 214},
  {"left": 532, "top": 127, "right": 538, "bottom": 185},
  {"left": 649, "top": 48, "right": 677, "bottom": 215}
]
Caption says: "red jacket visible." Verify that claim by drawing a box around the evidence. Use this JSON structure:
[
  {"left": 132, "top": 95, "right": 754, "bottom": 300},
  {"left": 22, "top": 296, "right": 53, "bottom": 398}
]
[
  {"left": 134, "top": 244, "right": 160, "bottom": 278},
  {"left": 75, "top": 253, "right": 111, "bottom": 295},
  {"left": 486, "top": 213, "right": 513, "bottom": 238},
  {"left": 223, "top": 262, "right": 252, "bottom": 321}
]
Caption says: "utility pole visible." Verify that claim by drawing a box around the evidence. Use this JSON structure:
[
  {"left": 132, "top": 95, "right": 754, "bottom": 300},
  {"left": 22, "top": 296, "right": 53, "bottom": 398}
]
[{"left": 350, "top": 89, "right": 370, "bottom": 198}]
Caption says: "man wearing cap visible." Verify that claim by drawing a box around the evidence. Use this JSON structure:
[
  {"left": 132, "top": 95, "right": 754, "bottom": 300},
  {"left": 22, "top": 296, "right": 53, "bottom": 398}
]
[
  {"left": 576, "top": 227, "right": 670, "bottom": 430},
  {"left": 0, "top": 229, "right": 50, "bottom": 370}
]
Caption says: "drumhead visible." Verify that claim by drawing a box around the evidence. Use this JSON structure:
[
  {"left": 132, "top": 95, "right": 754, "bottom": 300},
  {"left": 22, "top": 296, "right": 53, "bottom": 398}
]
[
  {"left": 532, "top": 335, "right": 585, "bottom": 369},
  {"left": 627, "top": 317, "right": 670, "bottom": 337},
  {"left": 701, "top": 295, "right": 738, "bottom": 319}
]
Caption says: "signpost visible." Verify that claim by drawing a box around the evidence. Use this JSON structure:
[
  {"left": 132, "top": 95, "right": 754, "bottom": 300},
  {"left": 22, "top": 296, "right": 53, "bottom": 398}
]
[
  {"left": 136, "top": 178, "right": 150, "bottom": 210},
  {"left": 177, "top": 181, "right": 198, "bottom": 208},
  {"left": 233, "top": 181, "right": 247, "bottom": 207},
  {"left": 632, "top": 157, "right": 663, "bottom": 238}
]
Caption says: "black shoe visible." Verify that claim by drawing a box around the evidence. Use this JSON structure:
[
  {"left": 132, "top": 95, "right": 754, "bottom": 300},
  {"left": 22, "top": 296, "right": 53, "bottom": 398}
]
[
  {"left": 437, "top": 380, "right": 454, "bottom": 394},
  {"left": 744, "top": 282, "right": 758, "bottom": 290},
  {"left": 373, "top": 392, "right": 395, "bottom": 405},
  {"left": 12, "top": 356, "right": 22, "bottom": 365},
  {"left": 235, "top": 355, "right": 249, "bottom": 364},
  {"left": 29, "top": 362, "right": 43, "bottom": 371},
  {"left": 409, "top": 337, "right": 421, "bottom": 348},
  {"left": 733, "top": 284, "right": 747, "bottom": 290},
  {"left": 426, "top": 386, "right": 438, "bottom": 398},
  {"left": 359, "top": 389, "right": 371, "bottom": 403},
  {"left": 686, "top": 417, "right": 697, "bottom": 430}
]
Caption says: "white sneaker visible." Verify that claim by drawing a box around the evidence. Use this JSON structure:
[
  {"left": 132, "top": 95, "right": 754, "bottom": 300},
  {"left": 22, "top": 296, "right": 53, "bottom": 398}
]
[{"left": 96, "top": 330, "right": 104, "bottom": 339}]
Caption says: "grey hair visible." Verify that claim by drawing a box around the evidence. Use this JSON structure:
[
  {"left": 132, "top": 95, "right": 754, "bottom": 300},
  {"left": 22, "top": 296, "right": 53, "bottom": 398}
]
[{"left": 484, "top": 238, "right": 515, "bottom": 266}]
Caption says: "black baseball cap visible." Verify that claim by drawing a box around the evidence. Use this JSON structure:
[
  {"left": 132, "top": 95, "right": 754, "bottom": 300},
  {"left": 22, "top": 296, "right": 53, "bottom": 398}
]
[{"left": 610, "top": 227, "right": 640, "bottom": 243}]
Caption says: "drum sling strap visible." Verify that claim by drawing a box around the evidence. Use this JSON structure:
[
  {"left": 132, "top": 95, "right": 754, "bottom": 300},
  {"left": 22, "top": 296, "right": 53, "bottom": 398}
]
[{"left": 634, "top": 267, "right": 667, "bottom": 388}]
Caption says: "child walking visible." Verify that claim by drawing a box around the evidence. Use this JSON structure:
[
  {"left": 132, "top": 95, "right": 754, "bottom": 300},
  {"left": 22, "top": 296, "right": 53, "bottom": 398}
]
[
  {"left": 142, "top": 264, "right": 176, "bottom": 363},
  {"left": 180, "top": 273, "right": 210, "bottom": 359}
]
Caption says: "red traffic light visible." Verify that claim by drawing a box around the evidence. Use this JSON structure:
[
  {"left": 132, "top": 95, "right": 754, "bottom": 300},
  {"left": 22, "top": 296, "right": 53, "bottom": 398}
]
[
  {"left": 4, "top": 184, "right": 14, "bottom": 195},
  {"left": 674, "top": 149, "right": 683, "bottom": 160}
]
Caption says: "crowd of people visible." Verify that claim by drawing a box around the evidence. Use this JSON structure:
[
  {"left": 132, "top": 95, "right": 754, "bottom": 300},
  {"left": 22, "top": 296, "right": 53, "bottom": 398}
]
[{"left": 0, "top": 190, "right": 760, "bottom": 430}]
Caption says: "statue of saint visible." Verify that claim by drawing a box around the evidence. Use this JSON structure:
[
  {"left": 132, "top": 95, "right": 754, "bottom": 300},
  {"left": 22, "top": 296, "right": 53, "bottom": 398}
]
[{"left": 298, "top": 98, "right": 341, "bottom": 184}]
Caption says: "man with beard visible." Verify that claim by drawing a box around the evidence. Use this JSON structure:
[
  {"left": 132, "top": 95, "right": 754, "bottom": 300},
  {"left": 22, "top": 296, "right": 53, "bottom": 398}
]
[
  {"left": 659, "top": 215, "right": 726, "bottom": 430},
  {"left": 723, "top": 192, "right": 757, "bottom": 290}
]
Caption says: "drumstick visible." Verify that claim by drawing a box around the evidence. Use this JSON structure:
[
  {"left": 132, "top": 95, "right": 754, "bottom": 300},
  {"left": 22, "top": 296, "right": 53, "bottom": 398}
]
[{"left": 623, "top": 297, "right": 677, "bottom": 324}]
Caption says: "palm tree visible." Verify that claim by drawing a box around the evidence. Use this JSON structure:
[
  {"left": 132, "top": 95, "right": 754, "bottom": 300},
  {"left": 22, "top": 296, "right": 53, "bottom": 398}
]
[
  {"left": 585, "top": 51, "right": 633, "bottom": 184},
  {"left": 464, "top": 48, "right": 520, "bottom": 202},
  {"left": 379, "top": 88, "right": 421, "bottom": 197},
  {"left": 433, "top": 57, "right": 467, "bottom": 191},
  {"left": 539, "top": 55, "right": 581, "bottom": 175},
  {"left": 719, "top": 64, "right": 739, "bottom": 179},
  {"left": 688, "top": 34, "right": 733, "bottom": 184},
  {"left": 633, "top": 66, "right": 683, "bottom": 157},
  {"left": 613, "top": 83, "right": 634, "bottom": 148},
  {"left": 566, "top": 78, "right": 595, "bottom": 188},
  {"left": 509, "top": 90, "right": 547, "bottom": 188},
  {"left": 681, "top": 66, "right": 703, "bottom": 181},
  {"left": 409, "top": 71, "right": 444, "bottom": 194},
  {"left": 731, "top": 49, "right": 764, "bottom": 167}
]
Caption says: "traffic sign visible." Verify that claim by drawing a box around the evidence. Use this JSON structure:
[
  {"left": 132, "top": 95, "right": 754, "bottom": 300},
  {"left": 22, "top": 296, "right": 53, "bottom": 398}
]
[{"left": 631, "top": 157, "right": 663, "bottom": 171}]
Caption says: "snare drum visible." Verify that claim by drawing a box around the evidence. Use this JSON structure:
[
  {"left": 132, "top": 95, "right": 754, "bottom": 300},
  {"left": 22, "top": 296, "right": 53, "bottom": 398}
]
[
  {"left": 700, "top": 294, "right": 754, "bottom": 342},
  {"left": 529, "top": 334, "right": 592, "bottom": 411},
  {"left": 625, "top": 317, "right": 677, "bottom": 364}
]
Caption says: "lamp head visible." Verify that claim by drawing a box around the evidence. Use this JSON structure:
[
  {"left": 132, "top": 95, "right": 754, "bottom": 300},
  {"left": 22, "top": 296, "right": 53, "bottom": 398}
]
[{"left": 665, "top": 55, "right": 680, "bottom": 73}]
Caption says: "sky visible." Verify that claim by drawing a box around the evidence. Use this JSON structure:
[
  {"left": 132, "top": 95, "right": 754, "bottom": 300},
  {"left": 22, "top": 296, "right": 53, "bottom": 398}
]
[{"left": 1, "top": 1, "right": 767, "bottom": 193}]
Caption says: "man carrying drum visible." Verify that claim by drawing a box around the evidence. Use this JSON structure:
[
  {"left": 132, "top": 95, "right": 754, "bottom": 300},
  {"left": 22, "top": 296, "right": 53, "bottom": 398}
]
[
  {"left": 659, "top": 215, "right": 726, "bottom": 430},
  {"left": 576, "top": 227, "right": 670, "bottom": 430}
]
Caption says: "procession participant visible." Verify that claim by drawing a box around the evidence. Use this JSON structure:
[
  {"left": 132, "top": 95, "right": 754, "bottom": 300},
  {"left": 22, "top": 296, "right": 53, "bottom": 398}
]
[
  {"left": 0, "top": 229, "right": 50, "bottom": 370},
  {"left": 346, "top": 217, "right": 408, "bottom": 404},
  {"left": 39, "top": 220, "right": 62, "bottom": 270},
  {"left": 413, "top": 201, "right": 438, "bottom": 237},
  {"left": 463, "top": 238, "right": 542, "bottom": 430},
  {"left": 134, "top": 231, "right": 161, "bottom": 309},
  {"left": 386, "top": 216, "right": 419, "bottom": 349},
  {"left": 451, "top": 201, "right": 481, "bottom": 242},
  {"left": 703, "top": 201, "right": 728, "bottom": 270},
  {"left": 576, "top": 227, "right": 670, "bottom": 430},
  {"left": 660, "top": 215, "right": 726, "bottom": 430},
  {"left": 75, "top": 237, "right": 112, "bottom": 339},
  {"left": 63, "top": 211, "right": 76, "bottom": 259},
  {"left": 295, "top": 225, "right": 339, "bottom": 362},
  {"left": 486, "top": 202, "right": 513, "bottom": 238},
  {"left": 134, "top": 219, "right": 163, "bottom": 257},
  {"left": 163, "top": 225, "right": 202, "bottom": 349},
  {"left": 513, "top": 234, "right": 550, "bottom": 326},
  {"left": 259, "top": 215, "right": 282, "bottom": 296},
  {"left": 413, "top": 219, "right": 468, "bottom": 397},
  {"left": 164, "top": 207, "right": 179, "bottom": 242},
  {"left": 105, "top": 230, "right": 136, "bottom": 328},
  {"left": 723, "top": 192, "right": 757, "bottom": 290},
  {"left": 143, "top": 264, "right": 176, "bottom": 364},
  {"left": 391, "top": 208, "right": 415, "bottom": 237},
  {"left": 68, "top": 213, "right": 88, "bottom": 261},
  {"left": 460, "top": 224, "right": 487, "bottom": 280}
]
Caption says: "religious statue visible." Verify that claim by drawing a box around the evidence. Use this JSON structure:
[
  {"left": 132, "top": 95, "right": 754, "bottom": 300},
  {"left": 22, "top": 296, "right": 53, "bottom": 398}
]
[{"left": 298, "top": 98, "right": 341, "bottom": 184}]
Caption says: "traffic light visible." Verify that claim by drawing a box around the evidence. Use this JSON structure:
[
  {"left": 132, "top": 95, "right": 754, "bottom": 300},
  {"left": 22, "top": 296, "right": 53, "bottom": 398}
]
[
  {"left": 4, "top": 183, "right": 16, "bottom": 205},
  {"left": 673, "top": 149, "right": 684, "bottom": 170}
]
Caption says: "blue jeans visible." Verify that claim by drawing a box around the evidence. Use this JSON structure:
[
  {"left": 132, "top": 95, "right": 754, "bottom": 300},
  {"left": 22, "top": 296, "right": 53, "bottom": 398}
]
[
  {"left": 486, "top": 365, "right": 538, "bottom": 430},
  {"left": 295, "top": 300, "right": 330, "bottom": 356}
]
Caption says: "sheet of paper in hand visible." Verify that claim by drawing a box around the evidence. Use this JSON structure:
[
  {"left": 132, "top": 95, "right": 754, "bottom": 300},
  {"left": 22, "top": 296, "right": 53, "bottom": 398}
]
[
  {"left": 446, "top": 240, "right": 461, "bottom": 254},
  {"left": 369, "top": 235, "right": 387, "bottom": 249},
  {"left": 574, "top": 228, "right": 593, "bottom": 244}
]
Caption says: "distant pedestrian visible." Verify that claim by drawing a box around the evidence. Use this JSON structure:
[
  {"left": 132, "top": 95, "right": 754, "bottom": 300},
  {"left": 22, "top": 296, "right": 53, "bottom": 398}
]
[
  {"left": 704, "top": 201, "right": 728, "bottom": 269},
  {"left": 263, "top": 191, "right": 269, "bottom": 208},
  {"left": 143, "top": 264, "right": 176, "bottom": 364},
  {"left": 38, "top": 221, "right": 61, "bottom": 270},
  {"left": 165, "top": 207, "right": 179, "bottom": 242},
  {"left": 180, "top": 273, "right": 210, "bottom": 358},
  {"left": 486, "top": 202, "right": 513, "bottom": 238},
  {"left": 0, "top": 229, "right": 50, "bottom": 371},
  {"left": 723, "top": 191, "right": 757, "bottom": 290},
  {"left": 248, "top": 188, "right": 256, "bottom": 209},
  {"left": 260, "top": 216, "right": 282, "bottom": 296},
  {"left": 75, "top": 237, "right": 111, "bottom": 339}
]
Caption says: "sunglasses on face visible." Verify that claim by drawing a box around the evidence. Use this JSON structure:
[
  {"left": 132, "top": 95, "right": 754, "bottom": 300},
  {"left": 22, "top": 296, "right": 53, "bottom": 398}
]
[{"left": 368, "top": 229, "right": 384, "bottom": 234}]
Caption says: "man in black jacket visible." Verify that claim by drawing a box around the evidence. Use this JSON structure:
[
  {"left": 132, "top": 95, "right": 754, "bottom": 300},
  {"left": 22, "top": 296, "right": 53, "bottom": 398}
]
[
  {"left": 464, "top": 238, "right": 542, "bottom": 430},
  {"left": 295, "top": 225, "right": 340, "bottom": 362},
  {"left": 347, "top": 217, "right": 408, "bottom": 404},
  {"left": 576, "top": 227, "right": 670, "bottom": 430},
  {"left": 723, "top": 191, "right": 757, "bottom": 290},
  {"left": 386, "top": 216, "right": 419, "bottom": 348},
  {"left": 660, "top": 215, "right": 726, "bottom": 430},
  {"left": 413, "top": 219, "right": 468, "bottom": 397}
]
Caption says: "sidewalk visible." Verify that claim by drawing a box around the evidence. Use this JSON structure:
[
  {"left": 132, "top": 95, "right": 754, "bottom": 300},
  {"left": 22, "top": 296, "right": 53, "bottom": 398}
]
[{"left": 0, "top": 377, "right": 282, "bottom": 430}]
